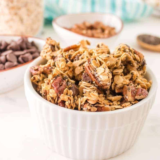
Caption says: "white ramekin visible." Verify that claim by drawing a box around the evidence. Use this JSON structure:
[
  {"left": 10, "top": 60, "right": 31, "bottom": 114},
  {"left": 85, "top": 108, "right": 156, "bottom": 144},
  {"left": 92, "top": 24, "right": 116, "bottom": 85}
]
[
  {"left": 0, "top": 35, "right": 45, "bottom": 94},
  {"left": 52, "top": 13, "right": 123, "bottom": 48},
  {"left": 24, "top": 57, "right": 157, "bottom": 160}
]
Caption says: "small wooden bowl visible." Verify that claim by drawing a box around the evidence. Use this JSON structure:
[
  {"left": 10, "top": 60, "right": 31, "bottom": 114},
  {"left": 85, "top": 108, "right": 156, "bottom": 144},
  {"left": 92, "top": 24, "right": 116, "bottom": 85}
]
[{"left": 137, "top": 34, "right": 160, "bottom": 52}]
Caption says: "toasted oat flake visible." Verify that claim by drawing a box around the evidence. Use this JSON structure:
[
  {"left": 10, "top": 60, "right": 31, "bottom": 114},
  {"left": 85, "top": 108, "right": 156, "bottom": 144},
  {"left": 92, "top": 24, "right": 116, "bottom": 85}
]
[{"left": 30, "top": 38, "right": 151, "bottom": 112}]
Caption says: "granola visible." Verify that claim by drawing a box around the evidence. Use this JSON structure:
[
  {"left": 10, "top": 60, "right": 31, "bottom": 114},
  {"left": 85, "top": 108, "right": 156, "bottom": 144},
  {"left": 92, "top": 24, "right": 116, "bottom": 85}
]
[{"left": 30, "top": 38, "right": 152, "bottom": 112}]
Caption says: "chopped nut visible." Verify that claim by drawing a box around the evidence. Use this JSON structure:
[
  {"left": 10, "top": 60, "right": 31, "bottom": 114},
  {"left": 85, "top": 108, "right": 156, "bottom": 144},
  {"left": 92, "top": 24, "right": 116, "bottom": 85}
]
[
  {"left": 30, "top": 38, "right": 151, "bottom": 112},
  {"left": 67, "top": 21, "right": 116, "bottom": 38},
  {"left": 107, "top": 96, "right": 122, "bottom": 101}
]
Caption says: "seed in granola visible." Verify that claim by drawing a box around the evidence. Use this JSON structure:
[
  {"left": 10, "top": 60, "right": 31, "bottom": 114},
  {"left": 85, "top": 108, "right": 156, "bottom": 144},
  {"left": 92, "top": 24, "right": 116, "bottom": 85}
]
[{"left": 30, "top": 38, "right": 151, "bottom": 112}]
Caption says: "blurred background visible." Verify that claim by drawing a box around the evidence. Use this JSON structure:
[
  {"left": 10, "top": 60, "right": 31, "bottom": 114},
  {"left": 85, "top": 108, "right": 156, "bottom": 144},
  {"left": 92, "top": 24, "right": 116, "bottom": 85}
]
[
  {"left": 0, "top": 0, "right": 160, "bottom": 36},
  {"left": 44, "top": 0, "right": 154, "bottom": 23}
]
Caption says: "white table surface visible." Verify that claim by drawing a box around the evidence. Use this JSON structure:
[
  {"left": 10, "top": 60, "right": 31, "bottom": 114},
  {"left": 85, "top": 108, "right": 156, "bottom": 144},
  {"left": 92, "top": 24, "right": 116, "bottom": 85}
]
[{"left": 0, "top": 16, "right": 160, "bottom": 160}]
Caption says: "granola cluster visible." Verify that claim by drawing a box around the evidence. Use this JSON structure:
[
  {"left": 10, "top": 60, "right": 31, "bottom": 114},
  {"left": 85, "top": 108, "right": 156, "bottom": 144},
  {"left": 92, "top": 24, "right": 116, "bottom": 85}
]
[
  {"left": 67, "top": 21, "right": 116, "bottom": 38},
  {"left": 30, "top": 38, "right": 152, "bottom": 112}
]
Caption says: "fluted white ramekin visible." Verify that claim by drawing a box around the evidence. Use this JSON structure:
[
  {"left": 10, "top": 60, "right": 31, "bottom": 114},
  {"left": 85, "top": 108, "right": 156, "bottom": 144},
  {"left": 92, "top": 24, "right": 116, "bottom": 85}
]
[{"left": 24, "top": 57, "right": 157, "bottom": 160}]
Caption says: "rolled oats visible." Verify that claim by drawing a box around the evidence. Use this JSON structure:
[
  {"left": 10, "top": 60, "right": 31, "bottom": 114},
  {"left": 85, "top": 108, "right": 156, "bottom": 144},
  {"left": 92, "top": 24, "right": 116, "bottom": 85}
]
[
  {"left": 0, "top": 0, "right": 43, "bottom": 36},
  {"left": 30, "top": 38, "right": 152, "bottom": 112}
]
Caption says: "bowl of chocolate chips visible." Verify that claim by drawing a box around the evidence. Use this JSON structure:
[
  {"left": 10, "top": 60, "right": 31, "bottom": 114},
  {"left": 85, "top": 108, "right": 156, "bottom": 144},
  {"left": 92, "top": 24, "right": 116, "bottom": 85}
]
[{"left": 0, "top": 35, "right": 45, "bottom": 94}]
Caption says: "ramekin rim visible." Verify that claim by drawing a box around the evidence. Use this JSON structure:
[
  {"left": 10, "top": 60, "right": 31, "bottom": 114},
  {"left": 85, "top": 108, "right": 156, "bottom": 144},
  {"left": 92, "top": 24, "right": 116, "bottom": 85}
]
[
  {"left": 25, "top": 57, "right": 158, "bottom": 115},
  {"left": 0, "top": 35, "right": 45, "bottom": 73},
  {"left": 52, "top": 12, "right": 124, "bottom": 40}
]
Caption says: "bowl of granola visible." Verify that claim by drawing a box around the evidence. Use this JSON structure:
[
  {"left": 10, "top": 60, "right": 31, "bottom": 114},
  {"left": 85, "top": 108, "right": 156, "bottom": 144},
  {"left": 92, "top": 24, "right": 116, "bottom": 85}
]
[
  {"left": 24, "top": 38, "right": 157, "bottom": 160},
  {"left": 53, "top": 13, "right": 123, "bottom": 47}
]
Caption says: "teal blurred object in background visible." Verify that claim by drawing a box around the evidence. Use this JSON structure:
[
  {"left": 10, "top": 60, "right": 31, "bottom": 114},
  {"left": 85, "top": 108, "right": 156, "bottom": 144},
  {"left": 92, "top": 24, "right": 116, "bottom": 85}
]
[{"left": 44, "top": 0, "right": 153, "bottom": 24}]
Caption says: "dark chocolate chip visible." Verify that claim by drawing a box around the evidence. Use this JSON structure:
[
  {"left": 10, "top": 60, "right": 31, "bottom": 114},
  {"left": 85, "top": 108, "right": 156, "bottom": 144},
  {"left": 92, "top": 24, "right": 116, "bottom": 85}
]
[
  {"left": 26, "top": 41, "right": 32, "bottom": 49},
  {"left": 23, "top": 38, "right": 31, "bottom": 47},
  {"left": 32, "top": 52, "right": 39, "bottom": 59},
  {"left": 18, "top": 56, "right": 24, "bottom": 64},
  {"left": 31, "top": 41, "right": 38, "bottom": 49},
  {"left": 0, "top": 64, "right": 4, "bottom": 70},
  {"left": 13, "top": 51, "right": 26, "bottom": 56},
  {"left": 21, "top": 53, "right": 32, "bottom": 62},
  {"left": 5, "top": 62, "right": 16, "bottom": 69},
  {"left": 0, "top": 38, "right": 39, "bottom": 70},
  {"left": 18, "top": 53, "right": 32, "bottom": 63},
  {"left": 0, "top": 41, "right": 8, "bottom": 50},
  {"left": 25, "top": 48, "right": 37, "bottom": 53},
  {"left": 7, "top": 42, "right": 20, "bottom": 51},
  {"left": 23, "top": 38, "right": 31, "bottom": 49},
  {"left": 21, "top": 41, "right": 27, "bottom": 50},
  {"left": 7, "top": 53, "right": 17, "bottom": 63},
  {"left": 1, "top": 50, "right": 13, "bottom": 56},
  {"left": 21, "top": 42, "right": 27, "bottom": 50},
  {"left": 17, "top": 38, "right": 26, "bottom": 50},
  {"left": 0, "top": 55, "right": 6, "bottom": 64}
]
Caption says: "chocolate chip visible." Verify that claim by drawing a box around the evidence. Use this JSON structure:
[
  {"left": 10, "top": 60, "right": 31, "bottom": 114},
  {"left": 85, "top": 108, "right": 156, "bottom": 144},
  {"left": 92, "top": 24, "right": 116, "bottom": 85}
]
[
  {"left": 21, "top": 41, "right": 27, "bottom": 50},
  {"left": 0, "top": 55, "right": 6, "bottom": 64},
  {"left": 1, "top": 50, "right": 13, "bottom": 56},
  {"left": 5, "top": 62, "right": 16, "bottom": 69},
  {"left": 7, "top": 53, "right": 17, "bottom": 63},
  {"left": 13, "top": 51, "right": 26, "bottom": 56},
  {"left": 0, "top": 64, "right": 4, "bottom": 70},
  {"left": 18, "top": 56, "right": 24, "bottom": 64},
  {"left": 26, "top": 41, "right": 32, "bottom": 49},
  {"left": 17, "top": 38, "right": 26, "bottom": 50},
  {"left": 25, "top": 48, "right": 37, "bottom": 53},
  {"left": 24, "top": 38, "right": 33, "bottom": 49},
  {"left": 22, "top": 53, "right": 32, "bottom": 62},
  {"left": 0, "top": 41, "right": 8, "bottom": 50},
  {"left": 32, "top": 52, "right": 39, "bottom": 59},
  {"left": 7, "top": 42, "right": 20, "bottom": 51},
  {"left": 0, "top": 37, "right": 39, "bottom": 70},
  {"left": 18, "top": 53, "right": 32, "bottom": 63},
  {"left": 31, "top": 41, "right": 38, "bottom": 49}
]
